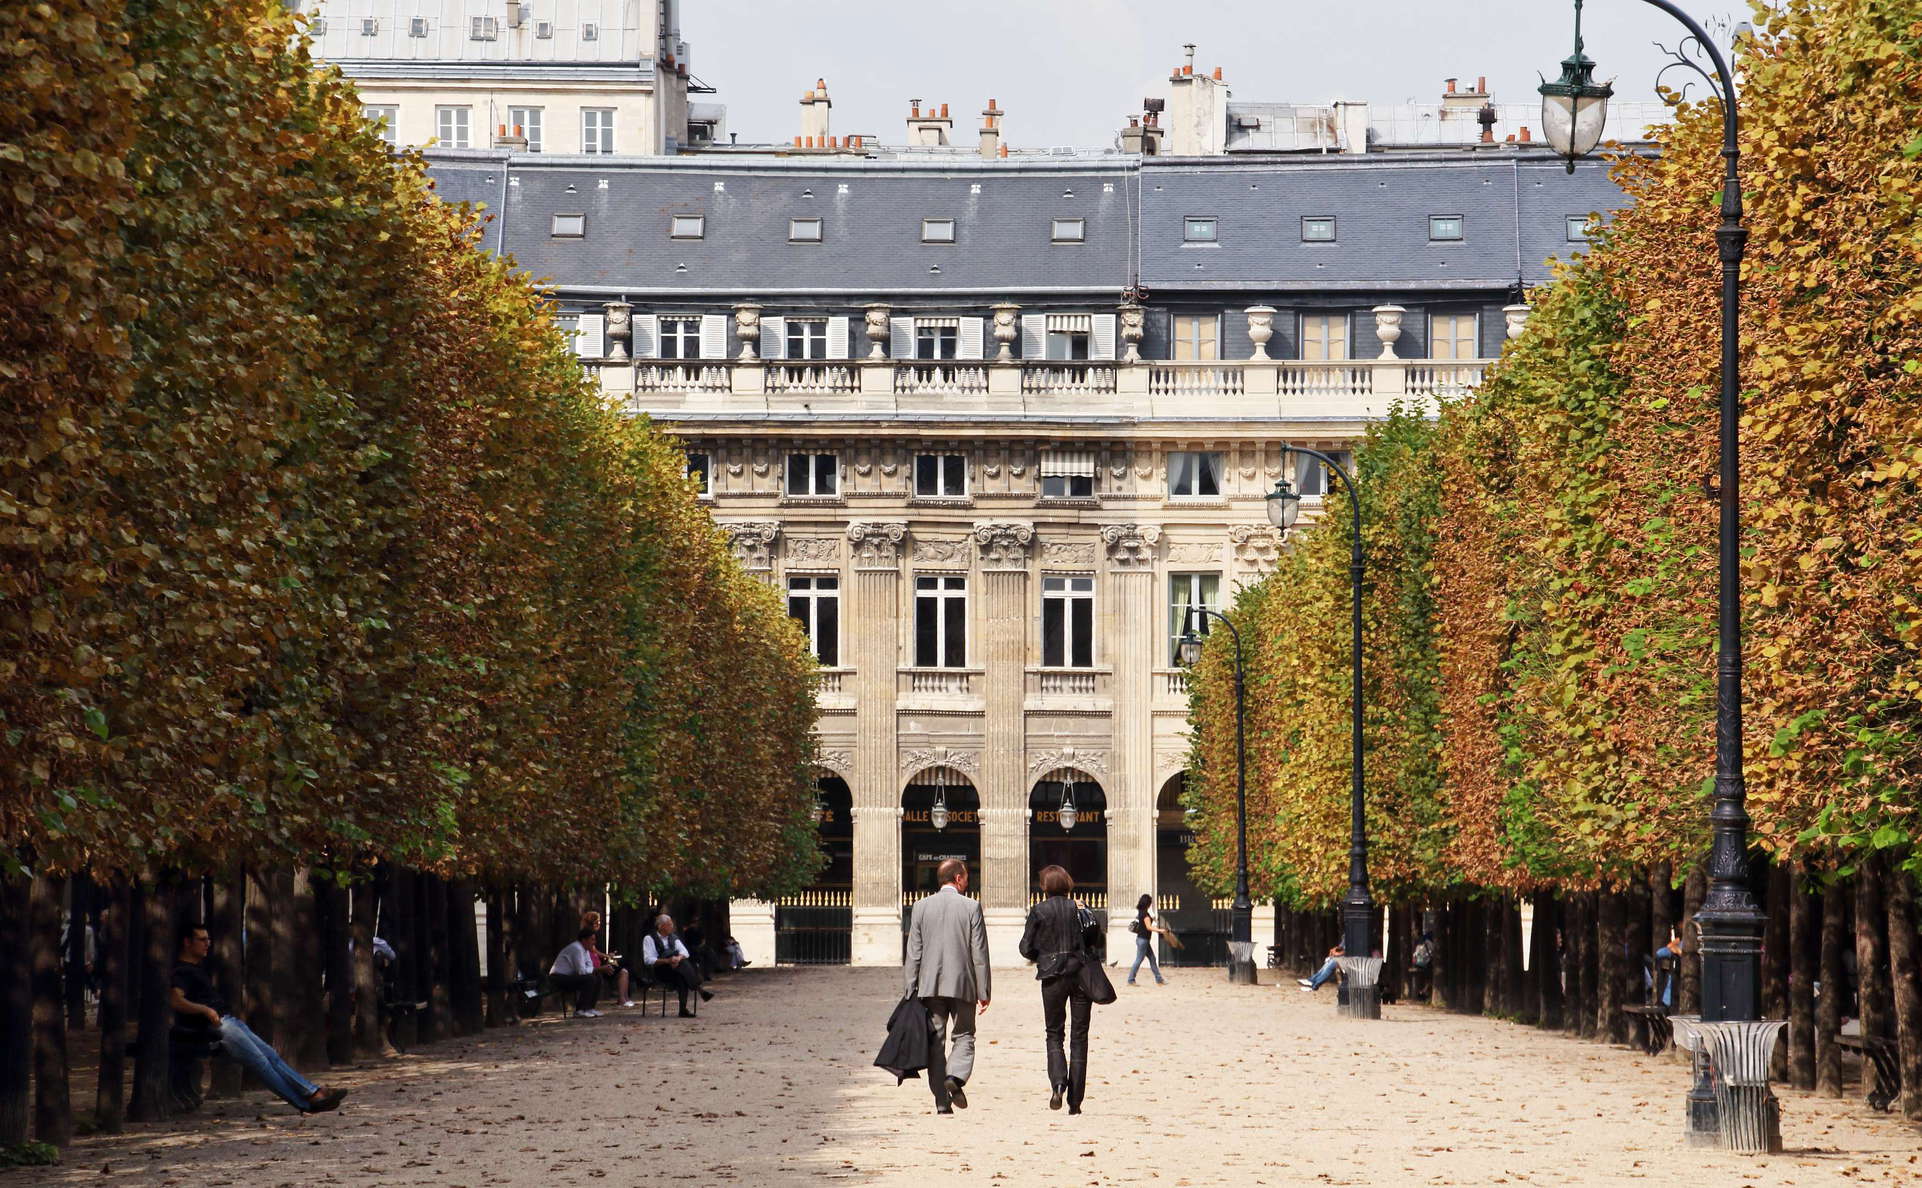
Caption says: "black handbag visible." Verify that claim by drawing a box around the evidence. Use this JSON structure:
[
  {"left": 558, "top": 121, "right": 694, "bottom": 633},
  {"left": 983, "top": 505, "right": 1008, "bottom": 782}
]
[{"left": 1074, "top": 904, "right": 1117, "bottom": 1005}]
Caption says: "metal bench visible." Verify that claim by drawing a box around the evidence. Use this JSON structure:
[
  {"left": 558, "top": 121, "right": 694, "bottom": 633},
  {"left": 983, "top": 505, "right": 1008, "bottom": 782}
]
[
  {"left": 1837, "top": 1034, "right": 1902, "bottom": 1112},
  {"left": 1622, "top": 1004, "right": 1675, "bottom": 1055}
]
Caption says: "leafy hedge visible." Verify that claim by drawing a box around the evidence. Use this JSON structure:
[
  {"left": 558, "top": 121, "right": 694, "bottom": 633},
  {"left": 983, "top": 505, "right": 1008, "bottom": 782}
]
[{"left": 0, "top": 0, "right": 819, "bottom": 895}]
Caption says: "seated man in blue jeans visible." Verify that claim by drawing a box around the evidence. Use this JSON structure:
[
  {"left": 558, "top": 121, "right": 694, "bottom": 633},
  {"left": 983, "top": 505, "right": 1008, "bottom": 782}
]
[
  {"left": 1297, "top": 942, "right": 1344, "bottom": 993},
  {"left": 171, "top": 925, "right": 347, "bottom": 1113}
]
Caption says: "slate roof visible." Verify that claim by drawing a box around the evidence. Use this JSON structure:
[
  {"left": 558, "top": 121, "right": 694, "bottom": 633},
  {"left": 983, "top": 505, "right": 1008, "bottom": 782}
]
[{"left": 1137, "top": 154, "right": 1627, "bottom": 291}]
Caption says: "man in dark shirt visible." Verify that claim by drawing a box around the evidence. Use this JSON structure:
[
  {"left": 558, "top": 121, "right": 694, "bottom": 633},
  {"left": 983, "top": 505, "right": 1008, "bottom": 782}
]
[{"left": 171, "top": 925, "right": 347, "bottom": 1112}]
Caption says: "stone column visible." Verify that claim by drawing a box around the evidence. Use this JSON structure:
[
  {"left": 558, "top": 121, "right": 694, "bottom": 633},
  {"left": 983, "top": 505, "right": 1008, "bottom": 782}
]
[
  {"left": 1099, "top": 523, "right": 1161, "bottom": 959},
  {"left": 972, "top": 520, "right": 1034, "bottom": 964},
  {"left": 847, "top": 521, "right": 908, "bottom": 965}
]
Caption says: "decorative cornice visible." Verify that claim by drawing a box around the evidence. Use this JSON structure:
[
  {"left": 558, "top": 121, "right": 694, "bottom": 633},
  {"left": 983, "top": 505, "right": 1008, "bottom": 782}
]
[
  {"left": 1098, "top": 523, "right": 1162, "bottom": 569},
  {"left": 846, "top": 521, "right": 909, "bottom": 569},
  {"left": 971, "top": 520, "right": 1036, "bottom": 569}
]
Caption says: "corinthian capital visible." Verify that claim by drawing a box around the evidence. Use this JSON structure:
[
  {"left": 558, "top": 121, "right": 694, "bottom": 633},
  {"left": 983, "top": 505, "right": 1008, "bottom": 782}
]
[
  {"left": 846, "top": 521, "right": 909, "bottom": 570},
  {"left": 723, "top": 521, "right": 781, "bottom": 570},
  {"left": 1099, "top": 523, "right": 1162, "bottom": 569},
  {"left": 971, "top": 521, "right": 1035, "bottom": 569}
]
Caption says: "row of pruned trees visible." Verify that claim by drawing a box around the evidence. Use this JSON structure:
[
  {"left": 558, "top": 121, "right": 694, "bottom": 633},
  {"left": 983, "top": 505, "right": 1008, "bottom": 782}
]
[
  {"left": 0, "top": 0, "right": 820, "bottom": 1157},
  {"left": 1187, "top": 0, "right": 1922, "bottom": 1118}
]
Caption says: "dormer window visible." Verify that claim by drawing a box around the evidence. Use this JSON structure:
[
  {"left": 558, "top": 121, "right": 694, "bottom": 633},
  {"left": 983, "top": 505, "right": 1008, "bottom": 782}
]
[
  {"left": 409, "top": 16, "right": 429, "bottom": 37},
  {"left": 470, "top": 16, "right": 498, "bottom": 40},
  {"left": 360, "top": 16, "right": 378, "bottom": 35},
  {"left": 1051, "top": 217, "right": 1086, "bottom": 244},
  {"left": 922, "top": 218, "right": 956, "bottom": 244},
  {"left": 1429, "top": 215, "right": 1465, "bottom": 241},
  {"left": 1302, "top": 216, "right": 1336, "bottom": 242},
  {"left": 1183, "top": 217, "right": 1218, "bottom": 243},
  {"left": 789, "top": 217, "right": 824, "bottom": 243},
  {"left": 671, "top": 214, "right": 705, "bottom": 239},
  {"left": 551, "top": 213, "right": 585, "bottom": 238},
  {"left": 582, "top": 21, "right": 599, "bottom": 40}
]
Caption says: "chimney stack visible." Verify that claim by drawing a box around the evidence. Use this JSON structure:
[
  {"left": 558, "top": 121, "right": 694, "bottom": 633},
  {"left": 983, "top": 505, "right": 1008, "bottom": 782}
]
[
  {"left": 906, "top": 97, "right": 953, "bottom": 146},
  {"left": 800, "top": 77, "right": 832, "bottom": 144},
  {"left": 494, "top": 121, "right": 528, "bottom": 151},
  {"left": 1443, "top": 74, "right": 1491, "bottom": 113},
  {"left": 978, "top": 98, "right": 1004, "bottom": 159}
]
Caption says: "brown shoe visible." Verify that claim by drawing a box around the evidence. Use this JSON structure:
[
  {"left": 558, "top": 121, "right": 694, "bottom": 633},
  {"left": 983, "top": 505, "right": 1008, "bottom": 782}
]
[{"left": 308, "top": 1088, "right": 348, "bottom": 1113}]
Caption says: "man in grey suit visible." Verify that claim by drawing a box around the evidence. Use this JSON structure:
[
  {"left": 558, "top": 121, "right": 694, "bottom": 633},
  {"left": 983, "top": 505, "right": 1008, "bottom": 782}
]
[{"left": 903, "top": 858, "right": 991, "bottom": 1114}]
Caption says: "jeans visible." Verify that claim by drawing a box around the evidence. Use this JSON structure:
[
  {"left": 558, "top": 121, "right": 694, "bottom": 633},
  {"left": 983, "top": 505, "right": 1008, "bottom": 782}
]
[
  {"left": 1307, "top": 956, "right": 1340, "bottom": 990},
  {"left": 1127, "top": 934, "right": 1163, "bottom": 984},
  {"left": 217, "top": 1015, "right": 319, "bottom": 1111},
  {"left": 1041, "top": 975, "right": 1092, "bottom": 1108}
]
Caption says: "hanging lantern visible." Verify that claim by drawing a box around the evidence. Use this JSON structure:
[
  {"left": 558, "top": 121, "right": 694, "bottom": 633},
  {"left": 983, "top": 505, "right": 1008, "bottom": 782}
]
[
  {"left": 1057, "top": 777, "right": 1078, "bottom": 832},
  {"left": 930, "top": 768, "right": 950, "bottom": 831}
]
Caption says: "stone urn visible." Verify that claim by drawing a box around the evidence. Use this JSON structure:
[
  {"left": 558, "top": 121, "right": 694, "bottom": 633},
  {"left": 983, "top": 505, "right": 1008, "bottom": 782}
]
[
  {"left": 1372, "top": 305, "right": 1406, "bottom": 359},
  {"left": 1503, "top": 303, "right": 1532, "bottom": 340},
  {"left": 603, "top": 300, "right": 633, "bottom": 361},
  {"left": 863, "top": 303, "right": 892, "bottom": 359},
  {"left": 733, "top": 302, "right": 763, "bottom": 361},
  {"left": 1244, "top": 305, "right": 1277, "bottom": 360},
  {"left": 989, "top": 302, "right": 1021, "bottom": 362},
  {"left": 1118, "top": 301, "right": 1146, "bottom": 363}
]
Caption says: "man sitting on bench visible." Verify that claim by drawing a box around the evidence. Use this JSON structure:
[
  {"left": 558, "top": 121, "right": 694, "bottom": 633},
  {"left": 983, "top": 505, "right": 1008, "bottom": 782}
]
[
  {"left": 171, "top": 924, "right": 347, "bottom": 1113},
  {"left": 644, "top": 914, "right": 714, "bottom": 1018},
  {"left": 549, "top": 927, "right": 605, "bottom": 1018}
]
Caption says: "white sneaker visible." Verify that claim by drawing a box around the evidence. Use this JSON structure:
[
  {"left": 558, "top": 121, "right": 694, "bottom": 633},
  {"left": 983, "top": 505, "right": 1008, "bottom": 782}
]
[
  {"left": 1296, "top": 978, "right": 1314, "bottom": 990},
  {"left": 577, "top": 1009, "right": 602, "bottom": 1018},
  {"left": 620, "top": 1000, "right": 637, "bottom": 1008},
  {"left": 1298, "top": 984, "right": 1314, "bottom": 993}
]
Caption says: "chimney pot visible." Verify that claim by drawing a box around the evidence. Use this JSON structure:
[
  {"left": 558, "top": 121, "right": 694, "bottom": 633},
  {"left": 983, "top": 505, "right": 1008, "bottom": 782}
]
[
  {"left": 940, "top": 102, "right": 949, "bottom": 118},
  {"left": 852, "top": 135, "right": 862, "bottom": 148},
  {"left": 1519, "top": 126, "right": 1531, "bottom": 143},
  {"left": 1183, "top": 64, "right": 1193, "bottom": 76},
  {"left": 499, "top": 123, "right": 507, "bottom": 136},
  {"left": 1505, "top": 133, "right": 1516, "bottom": 143},
  {"left": 1446, "top": 77, "right": 1458, "bottom": 93},
  {"left": 998, "top": 143, "right": 1008, "bottom": 157},
  {"left": 1212, "top": 66, "right": 1222, "bottom": 80},
  {"left": 794, "top": 136, "right": 803, "bottom": 146},
  {"left": 1476, "top": 76, "right": 1487, "bottom": 93},
  {"left": 817, "top": 78, "right": 826, "bottom": 90}
]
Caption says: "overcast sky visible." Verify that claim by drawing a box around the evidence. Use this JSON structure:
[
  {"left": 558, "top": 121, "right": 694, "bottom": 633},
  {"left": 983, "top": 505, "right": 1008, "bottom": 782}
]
[{"left": 680, "top": 0, "right": 1742, "bottom": 148}]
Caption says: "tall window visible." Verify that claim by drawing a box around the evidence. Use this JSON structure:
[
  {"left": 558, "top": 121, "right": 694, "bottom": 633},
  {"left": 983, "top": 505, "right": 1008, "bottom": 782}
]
[
  {"left": 785, "top": 453, "right": 838, "bottom": 497},
  {"left": 1172, "top": 313, "right": 1219, "bottom": 361},
  {"left": 1042, "top": 576, "right": 1095, "bottom": 668},
  {"left": 914, "top": 454, "right": 966, "bottom": 499},
  {"left": 915, "top": 323, "right": 958, "bottom": 360},
  {"left": 914, "top": 576, "right": 967, "bottom": 668},
  {"left": 1430, "top": 312, "right": 1478, "bottom": 360},
  {"left": 660, "top": 317, "right": 701, "bottom": 360},
  {"left": 1167, "top": 451, "right": 1222, "bottom": 499},
  {"left": 1301, "top": 314, "right": 1348, "bottom": 361},
  {"left": 786, "top": 319, "right": 828, "bottom": 360},
  {"left": 787, "top": 577, "right": 840, "bottom": 666},
  {"left": 1040, "top": 473, "right": 1093, "bottom": 499},
  {"left": 1295, "top": 449, "right": 1352, "bottom": 498},
  {"left": 581, "top": 108, "right": 615, "bottom": 154},
  {"left": 364, "top": 105, "right": 398, "bottom": 146},
  {"left": 1168, "top": 574, "right": 1221, "bottom": 666},
  {"left": 685, "top": 452, "right": 709, "bottom": 496},
  {"left": 507, "top": 105, "right": 543, "bottom": 151},
  {"left": 434, "top": 105, "right": 471, "bottom": 148}
]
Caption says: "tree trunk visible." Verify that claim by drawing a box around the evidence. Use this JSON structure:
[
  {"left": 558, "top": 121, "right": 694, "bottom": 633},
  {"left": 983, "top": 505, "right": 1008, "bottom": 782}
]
[
  {"left": 206, "top": 868, "right": 244, "bottom": 1098},
  {"left": 1856, "top": 850, "right": 1893, "bottom": 1106},
  {"left": 126, "top": 880, "right": 175, "bottom": 1123},
  {"left": 448, "top": 881, "right": 483, "bottom": 1036},
  {"left": 1431, "top": 901, "right": 1455, "bottom": 1012},
  {"left": 30, "top": 873, "right": 73, "bottom": 1145},
  {"left": 1788, "top": 865, "right": 1818, "bottom": 1091},
  {"left": 485, "top": 886, "right": 512, "bottom": 1027},
  {"left": 322, "top": 878, "right": 353, "bottom": 1065},
  {"left": 288, "top": 868, "right": 324, "bottom": 1069},
  {"left": 242, "top": 866, "right": 275, "bottom": 1050},
  {"left": 64, "top": 876, "right": 90, "bottom": 1032},
  {"left": 0, "top": 873, "right": 31, "bottom": 1148},
  {"left": 93, "top": 880, "right": 129, "bottom": 1134},
  {"left": 1765, "top": 862, "right": 1792, "bottom": 1079},
  {"left": 1503, "top": 896, "right": 1526, "bottom": 1020},
  {"left": 350, "top": 878, "right": 381, "bottom": 1056},
  {"left": 513, "top": 881, "right": 543, "bottom": 987},
  {"left": 1529, "top": 893, "right": 1558, "bottom": 1028},
  {"left": 1649, "top": 861, "right": 1674, "bottom": 954},
  {"left": 387, "top": 868, "right": 418, "bottom": 1050},
  {"left": 1597, "top": 887, "right": 1626, "bottom": 1045},
  {"left": 1481, "top": 897, "right": 1503, "bottom": 1017},
  {"left": 1680, "top": 862, "right": 1706, "bottom": 1015},
  {"left": 421, "top": 875, "right": 450, "bottom": 1044},
  {"left": 1625, "top": 875, "right": 1652, "bottom": 1006},
  {"left": 1885, "top": 855, "right": 1922, "bottom": 1121},
  {"left": 1817, "top": 864, "right": 1846, "bottom": 1097}
]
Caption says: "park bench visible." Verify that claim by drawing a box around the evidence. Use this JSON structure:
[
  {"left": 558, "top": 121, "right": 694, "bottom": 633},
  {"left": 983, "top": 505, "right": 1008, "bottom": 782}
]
[
  {"left": 1836, "top": 1034, "right": 1902, "bottom": 1112},
  {"left": 1622, "top": 1004, "right": 1675, "bottom": 1055}
]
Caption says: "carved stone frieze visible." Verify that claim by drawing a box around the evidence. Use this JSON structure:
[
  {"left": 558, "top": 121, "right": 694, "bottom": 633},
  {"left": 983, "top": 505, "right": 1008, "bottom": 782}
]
[
  {"left": 814, "top": 750, "right": 853, "bottom": 776},
  {"left": 787, "top": 536, "right": 842, "bottom": 565},
  {"left": 1040, "top": 540, "right": 1097, "bottom": 567},
  {"left": 846, "top": 521, "right": 909, "bottom": 569},
  {"left": 900, "top": 746, "right": 979, "bottom": 775},
  {"left": 723, "top": 521, "right": 780, "bottom": 570},
  {"left": 914, "top": 537, "right": 969, "bottom": 564},
  {"left": 972, "top": 521, "right": 1035, "bottom": 569},
  {"left": 1099, "top": 523, "right": 1162, "bottom": 569},
  {"left": 1029, "top": 745, "right": 1109, "bottom": 779},
  {"left": 1165, "top": 540, "right": 1220, "bottom": 566}
]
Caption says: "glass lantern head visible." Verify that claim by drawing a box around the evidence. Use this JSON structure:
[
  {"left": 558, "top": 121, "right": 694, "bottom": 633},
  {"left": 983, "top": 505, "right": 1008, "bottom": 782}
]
[
  {"left": 1539, "top": 0, "right": 1614, "bottom": 172},
  {"left": 1266, "top": 477, "right": 1302, "bottom": 530}
]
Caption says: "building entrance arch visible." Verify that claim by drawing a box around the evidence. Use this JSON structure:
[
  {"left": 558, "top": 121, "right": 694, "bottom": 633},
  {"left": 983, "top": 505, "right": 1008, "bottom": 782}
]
[
  {"left": 900, "top": 766, "right": 981, "bottom": 913},
  {"left": 774, "top": 773, "right": 852, "bottom": 964},
  {"left": 1154, "top": 771, "right": 1227, "bottom": 966},
  {"left": 1029, "top": 769, "right": 1108, "bottom": 950}
]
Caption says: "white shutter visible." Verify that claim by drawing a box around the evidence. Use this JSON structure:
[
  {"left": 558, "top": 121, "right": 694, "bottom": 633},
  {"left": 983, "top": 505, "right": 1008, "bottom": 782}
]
[
  {"left": 1090, "top": 313, "right": 1117, "bottom": 360},
  {"left": 890, "top": 316, "right": 914, "bottom": 359},
  {"left": 958, "top": 316, "right": 985, "bottom": 360},
  {"left": 699, "top": 313, "right": 727, "bottom": 359},
  {"left": 826, "top": 315, "right": 851, "bottom": 359},
  {"left": 1020, "top": 314, "right": 1046, "bottom": 359},
  {"left": 575, "top": 313, "right": 605, "bottom": 358},
  {"left": 760, "top": 315, "right": 786, "bottom": 359},
  {"left": 632, "top": 313, "right": 658, "bottom": 359}
]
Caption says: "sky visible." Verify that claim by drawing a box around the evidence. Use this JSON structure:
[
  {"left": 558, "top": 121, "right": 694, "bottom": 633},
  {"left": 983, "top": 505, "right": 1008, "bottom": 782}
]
[{"left": 680, "top": 0, "right": 1745, "bottom": 148}]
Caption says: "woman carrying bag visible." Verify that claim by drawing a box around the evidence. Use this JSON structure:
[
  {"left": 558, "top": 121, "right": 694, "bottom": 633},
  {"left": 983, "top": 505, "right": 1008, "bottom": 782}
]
[{"left": 1017, "top": 865, "right": 1112, "bottom": 1114}]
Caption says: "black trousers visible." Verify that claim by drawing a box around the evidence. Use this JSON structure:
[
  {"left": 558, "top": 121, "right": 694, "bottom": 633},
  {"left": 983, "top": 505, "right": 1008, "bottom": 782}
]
[
  {"left": 656, "top": 959, "right": 704, "bottom": 1009},
  {"left": 551, "top": 972, "right": 600, "bottom": 1012},
  {"left": 1041, "top": 974, "right": 1092, "bottom": 1108}
]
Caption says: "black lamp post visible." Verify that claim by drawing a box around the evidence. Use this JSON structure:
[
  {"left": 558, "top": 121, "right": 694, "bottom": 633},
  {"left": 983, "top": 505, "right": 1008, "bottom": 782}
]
[
  {"left": 1540, "top": 0, "right": 1764, "bottom": 1024},
  {"left": 1267, "top": 450, "right": 1373, "bottom": 961},
  {"left": 1176, "top": 606, "right": 1253, "bottom": 983}
]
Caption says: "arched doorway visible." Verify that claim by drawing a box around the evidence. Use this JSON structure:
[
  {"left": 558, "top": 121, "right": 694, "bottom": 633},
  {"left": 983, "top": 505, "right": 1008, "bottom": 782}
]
[
  {"left": 1154, "top": 772, "right": 1225, "bottom": 966},
  {"left": 775, "top": 773, "right": 852, "bottom": 964},
  {"left": 1029, "top": 769, "right": 1108, "bottom": 955},
  {"left": 901, "top": 766, "right": 980, "bottom": 929}
]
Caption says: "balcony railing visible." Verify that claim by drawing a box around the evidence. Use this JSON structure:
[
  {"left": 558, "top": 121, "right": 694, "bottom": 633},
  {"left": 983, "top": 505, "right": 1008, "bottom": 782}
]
[
  {"left": 1150, "top": 364, "right": 1245, "bottom": 397},
  {"left": 899, "top": 667, "right": 979, "bottom": 696},
  {"left": 816, "top": 668, "right": 847, "bottom": 695},
  {"left": 1021, "top": 365, "right": 1117, "bottom": 395},
  {"left": 1403, "top": 363, "right": 1487, "bottom": 401},
  {"left": 1277, "top": 363, "right": 1374, "bottom": 399},
  {"left": 635, "top": 362, "right": 730, "bottom": 393},
  {"left": 894, "top": 363, "right": 988, "bottom": 395},
  {"left": 1025, "top": 667, "right": 1110, "bottom": 699},
  {"left": 766, "top": 363, "right": 858, "bottom": 394},
  {"left": 1157, "top": 669, "right": 1192, "bottom": 699}
]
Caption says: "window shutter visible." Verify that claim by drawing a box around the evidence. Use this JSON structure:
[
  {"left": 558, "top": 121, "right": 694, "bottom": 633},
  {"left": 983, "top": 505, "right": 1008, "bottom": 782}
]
[
  {"left": 760, "top": 315, "right": 786, "bottom": 359},
  {"left": 699, "top": 313, "right": 727, "bottom": 359},
  {"left": 958, "top": 317, "right": 985, "bottom": 360},
  {"left": 631, "top": 313, "right": 658, "bottom": 359},
  {"left": 1090, "top": 313, "right": 1117, "bottom": 360},
  {"left": 826, "top": 316, "right": 850, "bottom": 359},
  {"left": 890, "top": 316, "right": 914, "bottom": 359},
  {"left": 1020, "top": 314, "right": 1046, "bottom": 359},
  {"left": 574, "top": 313, "right": 605, "bottom": 357}
]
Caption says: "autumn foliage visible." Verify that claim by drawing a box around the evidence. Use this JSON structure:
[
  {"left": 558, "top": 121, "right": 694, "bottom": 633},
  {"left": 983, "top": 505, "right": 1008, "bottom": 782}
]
[{"left": 0, "top": 0, "right": 820, "bottom": 896}]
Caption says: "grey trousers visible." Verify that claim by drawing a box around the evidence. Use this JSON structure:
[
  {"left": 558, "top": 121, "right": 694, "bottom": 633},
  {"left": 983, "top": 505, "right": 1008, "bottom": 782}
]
[{"left": 922, "top": 996, "right": 977, "bottom": 1104}]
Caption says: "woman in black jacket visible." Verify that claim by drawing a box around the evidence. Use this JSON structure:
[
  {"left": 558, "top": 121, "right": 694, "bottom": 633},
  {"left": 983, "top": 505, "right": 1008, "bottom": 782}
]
[{"left": 1017, "top": 864, "right": 1097, "bottom": 1113}]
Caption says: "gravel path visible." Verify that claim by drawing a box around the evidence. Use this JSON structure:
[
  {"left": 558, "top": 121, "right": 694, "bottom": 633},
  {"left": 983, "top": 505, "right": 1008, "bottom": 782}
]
[{"left": 19, "top": 965, "right": 1917, "bottom": 1186}]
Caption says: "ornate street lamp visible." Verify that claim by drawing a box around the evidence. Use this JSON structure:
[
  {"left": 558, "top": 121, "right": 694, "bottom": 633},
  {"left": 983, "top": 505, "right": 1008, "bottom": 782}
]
[
  {"left": 1538, "top": 0, "right": 1616, "bottom": 173},
  {"left": 930, "top": 768, "right": 950, "bottom": 832},
  {"left": 1540, "top": 0, "right": 1766, "bottom": 1031},
  {"left": 1057, "top": 778, "right": 1079, "bottom": 832},
  {"left": 1176, "top": 606, "right": 1255, "bottom": 984}
]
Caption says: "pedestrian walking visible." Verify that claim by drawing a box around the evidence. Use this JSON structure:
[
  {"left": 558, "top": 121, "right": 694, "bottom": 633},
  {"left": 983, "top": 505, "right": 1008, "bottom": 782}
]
[
  {"left": 903, "top": 858, "right": 991, "bottom": 1114},
  {"left": 1127, "top": 893, "right": 1167, "bottom": 985},
  {"left": 1018, "top": 865, "right": 1105, "bottom": 1114}
]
